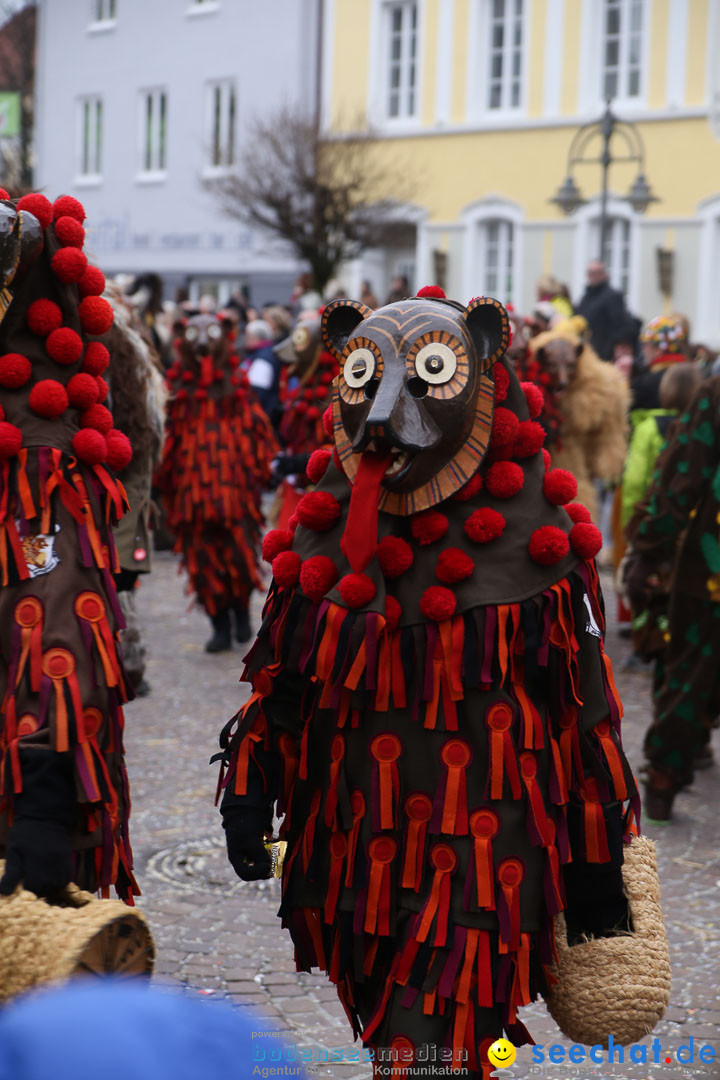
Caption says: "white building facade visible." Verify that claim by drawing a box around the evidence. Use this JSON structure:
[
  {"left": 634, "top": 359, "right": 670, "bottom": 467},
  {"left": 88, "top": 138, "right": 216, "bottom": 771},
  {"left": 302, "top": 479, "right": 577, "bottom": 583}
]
[{"left": 34, "top": 0, "right": 320, "bottom": 305}]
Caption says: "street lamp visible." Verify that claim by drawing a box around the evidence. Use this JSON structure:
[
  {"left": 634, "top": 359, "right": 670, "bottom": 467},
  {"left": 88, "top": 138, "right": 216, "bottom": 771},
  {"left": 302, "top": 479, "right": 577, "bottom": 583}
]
[{"left": 551, "top": 100, "right": 659, "bottom": 260}]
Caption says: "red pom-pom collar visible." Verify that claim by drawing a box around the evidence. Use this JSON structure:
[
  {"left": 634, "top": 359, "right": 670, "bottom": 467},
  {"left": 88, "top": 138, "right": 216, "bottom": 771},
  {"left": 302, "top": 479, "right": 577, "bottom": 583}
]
[
  {"left": 79, "top": 296, "right": 114, "bottom": 336},
  {"left": 0, "top": 353, "right": 31, "bottom": 389},
  {"left": 105, "top": 430, "right": 133, "bottom": 471},
  {"left": 306, "top": 448, "right": 331, "bottom": 485},
  {"left": 300, "top": 555, "right": 339, "bottom": 602},
  {"left": 50, "top": 247, "right": 88, "bottom": 284},
  {"left": 338, "top": 572, "right": 377, "bottom": 609},
  {"left": 565, "top": 502, "right": 592, "bottom": 525},
  {"left": 296, "top": 490, "right": 341, "bottom": 532},
  {"left": 493, "top": 364, "right": 510, "bottom": 403},
  {"left": 272, "top": 550, "right": 301, "bottom": 588},
  {"left": 16, "top": 193, "right": 52, "bottom": 229},
  {"left": 82, "top": 342, "right": 110, "bottom": 375},
  {"left": 410, "top": 509, "right": 449, "bottom": 545},
  {"left": 436, "top": 548, "right": 474, "bottom": 584},
  {"left": 46, "top": 327, "right": 83, "bottom": 365},
  {"left": 54, "top": 215, "right": 85, "bottom": 248},
  {"left": 377, "top": 535, "right": 413, "bottom": 578},
  {"left": 72, "top": 428, "right": 106, "bottom": 465},
  {"left": 53, "top": 195, "right": 86, "bottom": 223},
  {"left": 543, "top": 468, "right": 578, "bottom": 506},
  {"left": 464, "top": 507, "right": 506, "bottom": 544},
  {"left": 262, "top": 528, "right": 294, "bottom": 564},
  {"left": 570, "top": 522, "right": 603, "bottom": 560},
  {"left": 520, "top": 381, "right": 544, "bottom": 419},
  {"left": 485, "top": 461, "right": 524, "bottom": 499},
  {"left": 420, "top": 586, "right": 457, "bottom": 622},
  {"left": 528, "top": 526, "right": 570, "bottom": 566},
  {"left": 27, "top": 299, "right": 62, "bottom": 337},
  {"left": 29, "top": 380, "right": 69, "bottom": 419}
]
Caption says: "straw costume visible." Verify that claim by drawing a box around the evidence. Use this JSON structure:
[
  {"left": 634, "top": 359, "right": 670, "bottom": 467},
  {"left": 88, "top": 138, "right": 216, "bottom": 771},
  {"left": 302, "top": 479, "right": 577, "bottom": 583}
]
[
  {"left": 219, "top": 290, "right": 638, "bottom": 1077},
  {"left": 0, "top": 191, "right": 136, "bottom": 902}
]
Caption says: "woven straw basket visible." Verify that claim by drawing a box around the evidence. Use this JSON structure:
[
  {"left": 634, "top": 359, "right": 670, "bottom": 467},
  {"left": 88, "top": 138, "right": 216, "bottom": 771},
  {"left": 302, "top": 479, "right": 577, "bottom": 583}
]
[
  {"left": 0, "top": 863, "right": 155, "bottom": 1004},
  {"left": 546, "top": 835, "right": 671, "bottom": 1047}
]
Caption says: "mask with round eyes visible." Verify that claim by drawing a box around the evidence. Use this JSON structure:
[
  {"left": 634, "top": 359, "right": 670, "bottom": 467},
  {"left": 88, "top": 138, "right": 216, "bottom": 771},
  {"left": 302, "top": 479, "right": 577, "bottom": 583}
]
[
  {"left": 322, "top": 295, "right": 510, "bottom": 514},
  {"left": 275, "top": 313, "right": 321, "bottom": 373},
  {"left": 0, "top": 203, "right": 44, "bottom": 327}
]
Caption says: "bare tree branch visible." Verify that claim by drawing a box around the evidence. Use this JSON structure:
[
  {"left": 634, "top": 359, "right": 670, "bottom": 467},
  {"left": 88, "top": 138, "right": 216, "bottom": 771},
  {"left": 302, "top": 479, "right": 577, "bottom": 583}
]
[{"left": 204, "top": 108, "right": 414, "bottom": 292}]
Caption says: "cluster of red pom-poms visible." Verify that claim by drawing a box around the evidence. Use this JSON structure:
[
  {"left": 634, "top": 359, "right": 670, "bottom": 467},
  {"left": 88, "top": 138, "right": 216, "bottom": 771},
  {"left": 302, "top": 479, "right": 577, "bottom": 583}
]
[
  {"left": 272, "top": 550, "right": 301, "bottom": 588},
  {"left": 261, "top": 528, "right": 294, "bottom": 564},
  {"left": 78, "top": 296, "right": 113, "bottom": 335},
  {"left": 54, "top": 216, "right": 84, "bottom": 248},
  {"left": 27, "top": 299, "right": 62, "bottom": 337},
  {"left": 306, "top": 448, "right": 331, "bottom": 485},
  {"left": 436, "top": 547, "right": 474, "bottom": 584},
  {"left": 513, "top": 420, "right": 545, "bottom": 459},
  {"left": 16, "top": 193, "right": 52, "bottom": 230},
  {"left": 451, "top": 473, "right": 483, "bottom": 502},
  {"left": 300, "top": 555, "right": 338, "bottom": 602},
  {"left": 296, "top": 490, "right": 341, "bottom": 531},
  {"left": 464, "top": 507, "right": 506, "bottom": 544},
  {"left": 82, "top": 342, "right": 109, "bottom": 375},
  {"left": 46, "top": 327, "right": 83, "bottom": 365},
  {"left": 377, "top": 535, "right": 413, "bottom": 578},
  {"left": 485, "top": 461, "right": 524, "bottom": 499},
  {"left": 410, "top": 509, "right": 448, "bottom": 545},
  {"left": 543, "top": 468, "right": 577, "bottom": 506},
  {"left": 569, "top": 522, "right": 603, "bottom": 559},
  {"left": 51, "top": 247, "right": 88, "bottom": 284},
  {"left": 493, "top": 364, "right": 509, "bottom": 403},
  {"left": 338, "top": 572, "right": 376, "bottom": 609},
  {"left": 0, "top": 353, "right": 31, "bottom": 389},
  {"left": 521, "top": 382, "right": 544, "bottom": 419},
  {"left": 420, "top": 586, "right": 457, "bottom": 622},
  {"left": 528, "top": 526, "right": 570, "bottom": 566},
  {"left": 29, "top": 379, "right": 68, "bottom": 419}
]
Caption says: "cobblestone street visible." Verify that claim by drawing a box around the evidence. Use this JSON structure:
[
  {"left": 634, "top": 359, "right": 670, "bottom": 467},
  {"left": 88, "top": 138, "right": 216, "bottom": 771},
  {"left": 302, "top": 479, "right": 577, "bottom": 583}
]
[{"left": 126, "top": 552, "right": 720, "bottom": 1079}]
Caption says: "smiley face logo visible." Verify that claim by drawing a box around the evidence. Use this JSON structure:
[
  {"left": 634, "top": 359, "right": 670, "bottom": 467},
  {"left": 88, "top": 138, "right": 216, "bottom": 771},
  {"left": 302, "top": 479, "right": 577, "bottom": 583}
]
[{"left": 487, "top": 1038, "right": 516, "bottom": 1069}]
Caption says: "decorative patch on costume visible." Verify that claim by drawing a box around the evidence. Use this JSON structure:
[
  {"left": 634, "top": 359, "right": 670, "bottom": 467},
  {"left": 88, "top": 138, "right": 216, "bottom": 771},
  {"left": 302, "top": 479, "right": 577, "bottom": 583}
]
[
  {"left": 583, "top": 593, "right": 601, "bottom": 638},
  {"left": 19, "top": 523, "right": 61, "bottom": 577}
]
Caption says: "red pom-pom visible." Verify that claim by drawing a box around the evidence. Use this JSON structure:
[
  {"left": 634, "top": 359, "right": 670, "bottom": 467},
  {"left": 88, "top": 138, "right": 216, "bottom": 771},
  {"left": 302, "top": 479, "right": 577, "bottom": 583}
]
[
  {"left": 528, "top": 526, "right": 570, "bottom": 566},
  {"left": 78, "top": 266, "right": 106, "bottom": 298},
  {"left": 105, "top": 430, "right": 133, "bottom": 471},
  {"left": 565, "top": 502, "right": 592, "bottom": 525},
  {"left": 485, "top": 461, "right": 524, "bottom": 499},
  {"left": 542, "top": 448, "right": 552, "bottom": 471},
  {"left": 0, "top": 353, "right": 31, "bottom": 388},
  {"left": 95, "top": 376, "right": 109, "bottom": 401},
  {"left": 29, "top": 379, "right": 68, "bottom": 419},
  {"left": 72, "top": 428, "right": 106, "bottom": 465},
  {"left": 0, "top": 188, "right": 8, "bottom": 200},
  {"left": 16, "top": 193, "right": 52, "bottom": 229},
  {"left": 521, "top": 382, "right": 544, "bottom": 419},
  {"left": 493, "top": 364, "right": 510, "bottom": 403},
  {"left": 306, "top": 448, "right": 331, "bottom": 484},
  {"left": 338, "top": 572, "right": 376, "bottom": 609},
  {"left": 51, "top": 247, "right": 88, "bottom": 283},
  {"left": 451, "top": 473, "right": 483, "bottom": 501},
  {"left": 570, "top": 522, "right": 603, "bottom": 560},
  {"left": 420, "top": 586, "right": 457, "bottom": 622},
  {"left": 272, "top": 550, "right": 301, "bottom": 588},
  {"left": 53, "top": 195, "right": 86, "bottom": 223},
  {"left": 377, "top": 536, "right": 413, "bottom": 578},
  {"left": 27, "top": 299, "right": 62, "bottom": 336},
  {"left": 436, "top": 547, "right": 475, "bottom": 584},
  {"left": 66, "top": 372, "right": 100, "bottom": 409},
  {"left": 464, "top": 508, "right": 506, "bottom": 544},
  {"left": 513, "top": 420, "right": 545, "bottom": 459},
  {"left": 296, "top": 490, "right": 341, "bottom": 531},
  {"left": 46, "top": 327, "right": 83, "bottom": 365},
  {"left": 262, "top": 528, "right": 294, "bottom": 564},
  {"left": 416, "top": 285, "right": 446, "bottom": 299},
  {"left": 80, "top": 403, "right": 113, "bottom": 433},
  {"left": 54, "top": 215, "right": 85, "bottom": 248},
  {"left": 0, "top": 421, "right": 22, "bottom": 458},
  {"left": 82, "top": 341, "right": 109, "bottom": 375},
  {"left": 322, "top": 405, "right": 334, "bottom": 438},
  {"left": 385, "top": 595, "right": 402, "bottom": 632},
  {"left": 543, "top": 468, "right": 578, "bottom": 506},
  {"left": 490, "top": 406, "right": 519, "bottom": 449},
  {"left": 78, "top": 295, "right": 113, "bottom": 335},
  {"left": 410, "top": 509, "right": 449, "bottom": 546},
  {"left": 288, "top": 513, "right": 300, "bottom": 532},
  {"left": 300, "top": 554, "right": 339, "bottom": 602}
]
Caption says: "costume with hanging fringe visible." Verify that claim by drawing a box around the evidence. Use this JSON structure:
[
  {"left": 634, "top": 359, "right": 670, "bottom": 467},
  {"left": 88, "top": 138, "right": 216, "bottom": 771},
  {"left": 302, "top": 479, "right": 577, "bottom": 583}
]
[
  {"left": 0, "top": 191, "right": 137, "bottom": 901},
  {"left": 219, "top": 293, "right": 638, "bottom": 1077}
]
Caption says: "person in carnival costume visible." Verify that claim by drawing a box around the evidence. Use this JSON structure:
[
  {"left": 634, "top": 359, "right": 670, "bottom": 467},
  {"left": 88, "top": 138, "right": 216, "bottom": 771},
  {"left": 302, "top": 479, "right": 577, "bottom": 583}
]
[
  {"left": 156, "top": 313, "right": 277, "bottom": 653},
  {"left": 0, "top": 191, "right": 137, "bottom": 901},
  {"left": 218, "top": 288, "right": 638, "bottom": 1078}
]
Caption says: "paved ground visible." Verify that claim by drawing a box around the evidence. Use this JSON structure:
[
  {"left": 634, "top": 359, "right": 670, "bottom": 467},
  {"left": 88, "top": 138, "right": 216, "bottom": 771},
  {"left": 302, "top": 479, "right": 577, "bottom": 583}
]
[{"left": 125, "top": 551, "right": 720, "bottom": 1079}]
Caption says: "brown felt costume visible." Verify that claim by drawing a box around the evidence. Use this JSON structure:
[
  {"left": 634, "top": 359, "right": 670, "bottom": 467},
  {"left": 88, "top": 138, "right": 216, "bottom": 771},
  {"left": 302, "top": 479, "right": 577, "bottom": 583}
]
[{"left": 220, "top": 293, "right": 637, "bottom": 1077}]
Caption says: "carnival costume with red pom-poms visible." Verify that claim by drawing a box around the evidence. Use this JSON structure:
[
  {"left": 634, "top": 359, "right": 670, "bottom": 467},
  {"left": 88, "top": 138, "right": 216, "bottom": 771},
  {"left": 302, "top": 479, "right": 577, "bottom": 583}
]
[
  {"left": 156, "top": 316, "right": 278, "bottom": 620},
  {"left": 219, "top": 293, "right": 636, "bottom": 1077},
  {"left": 0, "top": 194, "right": 138, "bottom": 901}
]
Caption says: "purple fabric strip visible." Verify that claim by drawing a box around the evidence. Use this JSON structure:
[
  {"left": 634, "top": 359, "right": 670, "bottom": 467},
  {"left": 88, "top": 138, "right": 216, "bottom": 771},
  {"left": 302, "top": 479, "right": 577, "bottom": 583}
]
[
  {"left": 437, "top": 926, "right": 467, "bottom": 999},
  {"left": 102, "top": 567, "right": 125, "bottom": 627}
]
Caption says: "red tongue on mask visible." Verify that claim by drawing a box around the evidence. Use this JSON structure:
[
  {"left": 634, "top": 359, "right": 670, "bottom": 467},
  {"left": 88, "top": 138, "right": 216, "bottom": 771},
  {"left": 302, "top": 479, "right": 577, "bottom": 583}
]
[{"left": 340, "top": 450, "right": 392, "bottom": 573}]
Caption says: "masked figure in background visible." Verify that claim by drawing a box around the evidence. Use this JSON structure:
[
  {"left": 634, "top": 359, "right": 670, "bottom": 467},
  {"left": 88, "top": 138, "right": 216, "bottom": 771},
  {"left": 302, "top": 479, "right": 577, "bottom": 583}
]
[
  {"left": 270, "top": 310, "right": 338, "bottom": 530},
  {"left": 156, "top": 314, "right": 277, "bottom": 652},
  {"left": 526, "top": 317, "right": 629, "bottom": 522},
  {"left": 218, "top": 287, "right": 637, "bottom": 1077},
  {"left": 0, "top": 191, "right": 136, "bottom": 900}
]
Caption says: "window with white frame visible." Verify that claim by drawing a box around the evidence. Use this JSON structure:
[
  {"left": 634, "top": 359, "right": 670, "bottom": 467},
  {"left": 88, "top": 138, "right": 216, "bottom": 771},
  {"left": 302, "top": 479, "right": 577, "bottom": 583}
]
[
  {"left": 477, "top": 219, "right": 514, "bottom": 302},
  {"left": 601, "top": 0, "right": 645, "bottom": 101},
  {"left": 207, "top": 80, "right": 236, "bottom": 169},
  {"left": 94, "top": 0, "right": 116, "bottom": 21},
  {"left": 486, "top": 0, "right": 525, "bottom": 110},
  {"left": 383, "top": 1, "right": 418, "bottom": 119},
  {"left": 78, "top": 96, "right": 103, "bottom": 177},
  {"left": 140, "top": 89, "right": 167, "bottom": 174},
  {"left": 591, "top": 216, "right": 632, "bottom": 294}
]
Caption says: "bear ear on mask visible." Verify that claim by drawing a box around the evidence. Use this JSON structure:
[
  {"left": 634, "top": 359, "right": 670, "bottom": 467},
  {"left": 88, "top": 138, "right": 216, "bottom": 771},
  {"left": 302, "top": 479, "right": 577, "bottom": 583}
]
[
  {"left": 462, "top": 297, "right": 510, "bottom": 370},
  {"left": 322, "top": 299, "right": 373, "bottom": 360}
]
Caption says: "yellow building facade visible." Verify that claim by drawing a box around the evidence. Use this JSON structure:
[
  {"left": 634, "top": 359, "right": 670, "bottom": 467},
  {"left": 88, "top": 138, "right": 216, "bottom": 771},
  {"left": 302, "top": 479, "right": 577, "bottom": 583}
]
[{"left": 323, "top": 0, "right": 720, "bottom": 344}]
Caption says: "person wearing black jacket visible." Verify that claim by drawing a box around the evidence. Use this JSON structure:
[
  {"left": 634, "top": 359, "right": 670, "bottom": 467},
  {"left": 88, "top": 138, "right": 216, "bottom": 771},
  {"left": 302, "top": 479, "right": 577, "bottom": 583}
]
[{"left": 576, "top": 261, "right": 630, "bottom": 361}]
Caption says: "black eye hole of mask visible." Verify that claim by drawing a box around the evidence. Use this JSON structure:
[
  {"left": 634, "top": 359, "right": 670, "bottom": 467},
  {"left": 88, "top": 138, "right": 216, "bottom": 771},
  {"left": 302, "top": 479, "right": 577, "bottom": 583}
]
[
  {"left": 407, "top": 375, "right": 428, "bottom": 399},
  {"left": 364, "top": 377, "right": 380, "bottom": 400}
]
